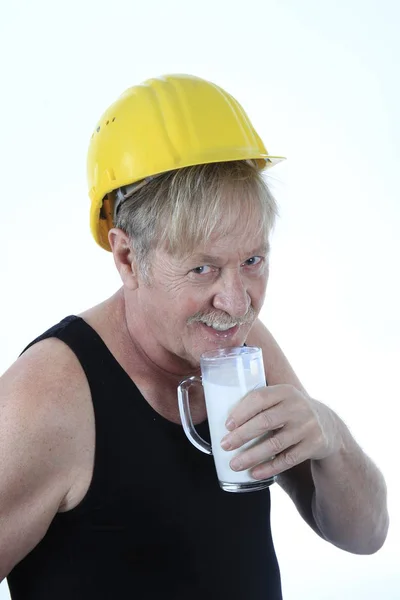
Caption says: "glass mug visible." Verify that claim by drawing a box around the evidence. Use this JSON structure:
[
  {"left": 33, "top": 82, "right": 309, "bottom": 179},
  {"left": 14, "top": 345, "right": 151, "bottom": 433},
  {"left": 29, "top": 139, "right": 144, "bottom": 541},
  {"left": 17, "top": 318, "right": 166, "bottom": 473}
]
[{"left": 177, "top": 346, "right": 276, "bottom": 493}]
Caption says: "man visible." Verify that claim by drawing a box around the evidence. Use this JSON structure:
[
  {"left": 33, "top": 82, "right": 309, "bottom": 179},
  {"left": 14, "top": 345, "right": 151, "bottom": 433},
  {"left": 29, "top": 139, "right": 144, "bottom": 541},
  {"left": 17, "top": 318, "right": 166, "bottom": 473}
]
[{"left": 0, "top": 74, "right": 388, "bottom": 599}]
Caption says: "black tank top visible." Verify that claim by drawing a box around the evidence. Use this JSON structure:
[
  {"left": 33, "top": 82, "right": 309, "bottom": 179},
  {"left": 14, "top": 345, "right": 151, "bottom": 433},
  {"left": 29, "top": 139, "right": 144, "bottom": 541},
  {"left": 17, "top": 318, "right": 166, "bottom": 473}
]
[{"left": 7, "top": 316, "right": 282, "bottom": 599}]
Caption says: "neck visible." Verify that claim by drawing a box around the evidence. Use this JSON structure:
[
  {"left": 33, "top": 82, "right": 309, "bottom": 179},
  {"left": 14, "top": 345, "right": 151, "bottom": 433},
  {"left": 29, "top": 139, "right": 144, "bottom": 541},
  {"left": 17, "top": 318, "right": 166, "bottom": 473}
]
[
  {"left": 80, "top": 289, "right": 205, "bottom": 423},
  {"left": 122, "top": 288, "right": 201, "bottom": 378}
]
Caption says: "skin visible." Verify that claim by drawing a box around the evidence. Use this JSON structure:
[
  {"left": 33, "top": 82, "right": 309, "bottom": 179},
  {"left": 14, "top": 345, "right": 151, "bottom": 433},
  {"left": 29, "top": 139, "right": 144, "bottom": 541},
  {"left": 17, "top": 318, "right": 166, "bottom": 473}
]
[
  {"left": 108, "top": 220, "right": 389, "bottom": 554},
  {"left": 0, "top": 206, "right": 389, "bottom": 580}
]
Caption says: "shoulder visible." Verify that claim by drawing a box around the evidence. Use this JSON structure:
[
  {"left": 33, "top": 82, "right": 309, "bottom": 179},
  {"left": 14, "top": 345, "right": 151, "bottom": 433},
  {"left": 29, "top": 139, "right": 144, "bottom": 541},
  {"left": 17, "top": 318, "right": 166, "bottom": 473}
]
[
  {"left": 0, "top": 338, "right": 93, "bottom": 576},
  {"left": 246, "top": 319, "right": 307, "bottom": 393},
  {"left": 0, "top": 336, "right": 93, "bottom": 506},
  {"left": 3, "top": 335, "right": 90, "bottom": 411}
]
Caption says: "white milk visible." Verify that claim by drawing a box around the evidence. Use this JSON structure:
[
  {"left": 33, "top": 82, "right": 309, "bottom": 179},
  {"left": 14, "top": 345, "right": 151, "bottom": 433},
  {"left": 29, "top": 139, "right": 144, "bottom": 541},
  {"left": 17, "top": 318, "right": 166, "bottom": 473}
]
[{"left": 202, "top": 365, "right": 266, "bottom": 484}]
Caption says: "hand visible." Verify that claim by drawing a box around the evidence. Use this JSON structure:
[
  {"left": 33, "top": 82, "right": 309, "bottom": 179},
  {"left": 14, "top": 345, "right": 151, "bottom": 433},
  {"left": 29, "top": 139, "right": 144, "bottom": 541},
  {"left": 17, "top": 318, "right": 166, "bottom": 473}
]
[{"left": 220, "top": 384, "right": 342, "bottom": 480}]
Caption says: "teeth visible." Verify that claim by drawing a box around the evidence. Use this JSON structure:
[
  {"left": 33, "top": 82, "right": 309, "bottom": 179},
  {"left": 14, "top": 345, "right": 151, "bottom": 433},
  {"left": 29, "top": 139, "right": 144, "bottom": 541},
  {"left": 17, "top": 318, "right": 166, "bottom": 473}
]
[{"left": 204, "top": 323, "right": 236, "bottom": 331}]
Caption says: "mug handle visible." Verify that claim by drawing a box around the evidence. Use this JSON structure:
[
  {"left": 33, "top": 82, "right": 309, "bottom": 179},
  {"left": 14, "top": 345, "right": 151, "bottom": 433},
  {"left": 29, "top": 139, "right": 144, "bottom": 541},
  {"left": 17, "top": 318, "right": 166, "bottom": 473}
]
[{"left": 177, "top": 376, "right": 212, "bottom": 455}]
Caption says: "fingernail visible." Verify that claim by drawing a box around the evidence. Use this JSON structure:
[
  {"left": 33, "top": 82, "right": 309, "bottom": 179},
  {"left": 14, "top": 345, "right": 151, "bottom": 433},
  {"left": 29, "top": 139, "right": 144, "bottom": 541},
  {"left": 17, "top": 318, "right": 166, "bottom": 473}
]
[
  {"left": 225, "top": 418, "right": 235, "bottom": 431},
  {"left": 221, "top": 436, "right": 232, "bottom": 450},
  {"left": 230, "top": 457, "right": 242, "bottom": 471}
]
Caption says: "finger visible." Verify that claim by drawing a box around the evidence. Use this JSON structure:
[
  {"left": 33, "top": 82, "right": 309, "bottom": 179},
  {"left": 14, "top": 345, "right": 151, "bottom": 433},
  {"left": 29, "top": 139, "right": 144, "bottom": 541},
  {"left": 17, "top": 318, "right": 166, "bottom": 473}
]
[
  {"left": 226, "top": 384, "right": 298, "bottom": 431},
  {"left": 229, "top": 426, "right": 304, "bottom": 472},
  {"left": 250, "top": 440, "right": 310, "bottom": 480},
  {"left": 221, "top": 404, "right": 287, "bottom": 450}
]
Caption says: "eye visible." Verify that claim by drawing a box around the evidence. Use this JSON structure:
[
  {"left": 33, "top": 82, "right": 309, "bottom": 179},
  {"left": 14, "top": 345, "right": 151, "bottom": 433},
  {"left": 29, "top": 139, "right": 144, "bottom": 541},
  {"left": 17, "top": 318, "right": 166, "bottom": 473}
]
[
  {"left": 243, "top": 256, "right": 263, "bottom": 267},
  {"left": 191, "top": 265, "right": 213, "bottom": 275}
]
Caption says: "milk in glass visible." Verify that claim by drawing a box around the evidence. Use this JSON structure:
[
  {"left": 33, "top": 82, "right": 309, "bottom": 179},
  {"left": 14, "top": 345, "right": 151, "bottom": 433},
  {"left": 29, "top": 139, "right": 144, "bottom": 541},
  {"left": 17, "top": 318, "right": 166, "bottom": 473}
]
[{"left": 202, "top": 361, "right": 266, "bottom": 484}]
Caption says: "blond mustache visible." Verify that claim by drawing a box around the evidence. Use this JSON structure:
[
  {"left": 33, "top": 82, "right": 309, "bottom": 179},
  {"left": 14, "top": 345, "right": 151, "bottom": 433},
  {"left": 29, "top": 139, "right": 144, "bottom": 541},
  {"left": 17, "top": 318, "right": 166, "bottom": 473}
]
[{"left": 187, "top": 307, "right": 256, "bottom": 328}]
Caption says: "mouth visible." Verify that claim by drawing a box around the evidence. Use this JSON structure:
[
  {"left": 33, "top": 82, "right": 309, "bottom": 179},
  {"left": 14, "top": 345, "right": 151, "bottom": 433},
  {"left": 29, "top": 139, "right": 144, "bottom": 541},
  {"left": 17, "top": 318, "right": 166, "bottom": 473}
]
[{"left": 197, "top": 322, "right": 240, "bottom": 339}]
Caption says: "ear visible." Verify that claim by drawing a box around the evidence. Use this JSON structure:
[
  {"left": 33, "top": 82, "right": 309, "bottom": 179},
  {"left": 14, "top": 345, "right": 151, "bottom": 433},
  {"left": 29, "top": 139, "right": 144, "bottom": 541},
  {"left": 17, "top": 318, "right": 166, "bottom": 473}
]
[{"left": 108, "top": 228, "right": 138, "bottom": 290}]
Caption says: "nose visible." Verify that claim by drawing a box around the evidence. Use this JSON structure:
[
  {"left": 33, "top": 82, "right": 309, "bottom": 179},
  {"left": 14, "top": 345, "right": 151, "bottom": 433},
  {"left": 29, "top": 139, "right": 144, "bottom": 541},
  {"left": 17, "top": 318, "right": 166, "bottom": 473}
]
[{"left": 212, "top": 270, "right": 250, "bottom": 318}]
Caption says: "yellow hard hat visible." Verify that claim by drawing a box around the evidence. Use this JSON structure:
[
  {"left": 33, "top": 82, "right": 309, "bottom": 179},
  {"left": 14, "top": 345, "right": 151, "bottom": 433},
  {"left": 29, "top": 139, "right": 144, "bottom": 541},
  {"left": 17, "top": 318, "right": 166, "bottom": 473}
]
[{"left": 87, "top": 74, "right": 285, "bottom": 251}]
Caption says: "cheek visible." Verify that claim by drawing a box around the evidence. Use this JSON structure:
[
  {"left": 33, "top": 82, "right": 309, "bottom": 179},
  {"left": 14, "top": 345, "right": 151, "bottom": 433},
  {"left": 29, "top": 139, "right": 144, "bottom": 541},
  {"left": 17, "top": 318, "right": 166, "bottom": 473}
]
[
  {"left": 155, "top": 291, "right": 200, "bottom": 325},
  {"left": 250, "top": 275, "right": 268, "bottom": 306},
  {"left": 184, "top": 295, "right": 202, "bottom": 317}
]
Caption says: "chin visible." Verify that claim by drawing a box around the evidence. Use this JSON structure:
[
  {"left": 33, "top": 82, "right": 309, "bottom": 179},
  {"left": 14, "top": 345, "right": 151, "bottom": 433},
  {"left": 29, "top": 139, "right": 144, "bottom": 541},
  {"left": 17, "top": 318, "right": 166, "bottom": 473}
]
[{"left": 188, "top": 322, "right": 250, "bottom": 360}]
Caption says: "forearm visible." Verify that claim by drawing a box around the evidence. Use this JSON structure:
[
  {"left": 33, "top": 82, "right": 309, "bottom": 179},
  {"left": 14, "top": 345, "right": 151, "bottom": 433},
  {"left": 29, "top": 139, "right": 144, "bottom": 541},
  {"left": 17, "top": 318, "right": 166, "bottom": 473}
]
[{"left": 311, "top": 417, "right": 389, "bottom": 554}]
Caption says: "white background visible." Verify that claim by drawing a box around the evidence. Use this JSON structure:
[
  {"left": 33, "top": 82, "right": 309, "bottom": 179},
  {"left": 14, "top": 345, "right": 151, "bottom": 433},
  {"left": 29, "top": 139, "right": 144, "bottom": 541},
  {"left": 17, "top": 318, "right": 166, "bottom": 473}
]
[{"left": 0, "top": 1, "right": 399, "bottom": 598}]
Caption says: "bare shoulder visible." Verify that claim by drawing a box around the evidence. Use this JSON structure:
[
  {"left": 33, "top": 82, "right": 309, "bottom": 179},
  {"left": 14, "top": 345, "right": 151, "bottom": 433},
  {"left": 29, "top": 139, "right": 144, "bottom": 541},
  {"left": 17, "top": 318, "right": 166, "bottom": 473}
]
[
  {"left": 3, "top": 335, "right": 88, "bottom": 394},
  {"left": 1, "top": 337, "right": 94, "bottom": 505},
  {"left": 246, "top": 319, "right": 306, "bottom": 392},
  {"left": 1, "top": 336, "right": 92, "bottom": 443},
  {"left": 0, "top": 337, "right": 93, "bottom": 578}
]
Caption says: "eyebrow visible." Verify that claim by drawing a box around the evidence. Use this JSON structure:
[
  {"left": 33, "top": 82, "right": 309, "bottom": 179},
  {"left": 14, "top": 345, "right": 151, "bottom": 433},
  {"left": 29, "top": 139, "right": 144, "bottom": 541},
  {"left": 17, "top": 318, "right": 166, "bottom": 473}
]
[{"left": 188, "top": 242, "right": 270, "bottom": 265}]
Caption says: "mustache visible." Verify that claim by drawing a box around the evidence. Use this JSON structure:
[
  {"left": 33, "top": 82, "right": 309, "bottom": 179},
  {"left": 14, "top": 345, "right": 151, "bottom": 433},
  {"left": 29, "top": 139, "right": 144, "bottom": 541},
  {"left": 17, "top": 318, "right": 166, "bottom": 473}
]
[{"left": 187, "top": 306, "right": 256, "bottom": 328}]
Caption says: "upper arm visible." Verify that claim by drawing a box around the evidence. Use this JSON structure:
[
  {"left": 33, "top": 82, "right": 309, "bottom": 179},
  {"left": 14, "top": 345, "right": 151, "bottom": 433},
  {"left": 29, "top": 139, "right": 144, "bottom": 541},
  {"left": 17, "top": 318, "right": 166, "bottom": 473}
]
[
  {"left": 0, "top": 338, "right": 89, "bottom": 579},
  {"left": 246, "top": 319, "right": 325, "bottom": 538}
]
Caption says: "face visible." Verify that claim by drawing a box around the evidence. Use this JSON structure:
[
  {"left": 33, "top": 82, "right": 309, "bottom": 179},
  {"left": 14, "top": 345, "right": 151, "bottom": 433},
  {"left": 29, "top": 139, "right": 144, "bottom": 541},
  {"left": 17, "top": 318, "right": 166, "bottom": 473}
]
[{"left": 131, "top": 218, "right": 270, "bottom": 371}]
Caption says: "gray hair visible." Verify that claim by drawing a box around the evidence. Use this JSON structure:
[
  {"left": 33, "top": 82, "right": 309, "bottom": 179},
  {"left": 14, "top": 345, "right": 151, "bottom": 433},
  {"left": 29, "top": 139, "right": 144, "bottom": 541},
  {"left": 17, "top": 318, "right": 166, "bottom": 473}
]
[{"left": 114, "top": 160, "right": 278, "bottom": 279}]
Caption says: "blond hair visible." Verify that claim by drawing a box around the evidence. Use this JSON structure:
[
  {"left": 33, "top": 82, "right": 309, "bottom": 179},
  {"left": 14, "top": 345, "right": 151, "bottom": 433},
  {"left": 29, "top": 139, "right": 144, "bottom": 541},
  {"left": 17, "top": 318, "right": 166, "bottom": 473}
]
[{"left": 114, "top": 160, "right": 278, "bottom": 278}]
